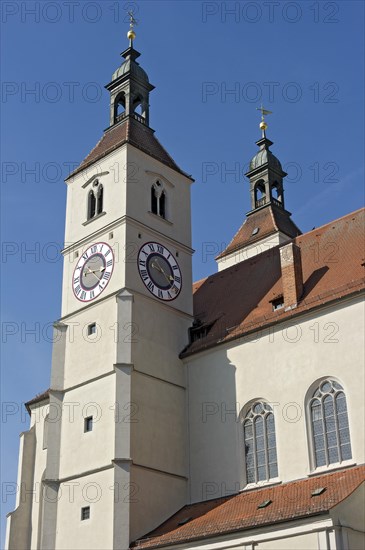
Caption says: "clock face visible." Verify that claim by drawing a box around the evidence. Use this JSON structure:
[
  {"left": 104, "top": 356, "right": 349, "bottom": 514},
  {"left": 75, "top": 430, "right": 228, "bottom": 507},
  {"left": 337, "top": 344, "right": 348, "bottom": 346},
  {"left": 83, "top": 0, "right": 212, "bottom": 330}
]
[
  {"left": 72, "top": 242, "right": 114, "bottom": 302},
  {"left": 137, "top": 242, "right": 182, "bottom": 301}
]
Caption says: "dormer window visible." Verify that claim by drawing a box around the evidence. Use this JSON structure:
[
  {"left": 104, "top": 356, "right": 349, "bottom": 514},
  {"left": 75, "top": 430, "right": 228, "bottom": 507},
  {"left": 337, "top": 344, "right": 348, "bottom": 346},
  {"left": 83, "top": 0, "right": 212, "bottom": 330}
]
[{"left": 151, "top": 181, "right": 167, "bottom": 220}]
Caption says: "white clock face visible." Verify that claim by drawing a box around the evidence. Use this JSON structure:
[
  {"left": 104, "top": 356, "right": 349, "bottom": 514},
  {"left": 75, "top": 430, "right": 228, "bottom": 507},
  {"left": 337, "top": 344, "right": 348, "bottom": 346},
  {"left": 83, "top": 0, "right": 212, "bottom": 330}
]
[
  {"left": 137, "top": 242, "right": 182, "bottom": 301},
  {"left": 72, "top": 242, "right": 114, "bottom": 302}
]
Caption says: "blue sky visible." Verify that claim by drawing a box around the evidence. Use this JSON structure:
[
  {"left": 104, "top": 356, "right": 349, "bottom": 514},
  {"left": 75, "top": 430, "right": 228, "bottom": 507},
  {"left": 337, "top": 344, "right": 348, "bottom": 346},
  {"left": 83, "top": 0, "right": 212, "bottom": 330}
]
[{"left": 1, "top": 0, "right": 364, "bottom": 542}]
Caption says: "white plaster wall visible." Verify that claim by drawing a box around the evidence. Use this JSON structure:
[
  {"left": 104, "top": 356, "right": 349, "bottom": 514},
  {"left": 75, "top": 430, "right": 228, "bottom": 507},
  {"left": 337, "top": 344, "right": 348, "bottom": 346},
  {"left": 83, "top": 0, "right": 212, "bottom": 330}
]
[
  {"left": 186, "top": 297, "right": 365, "bottom": 502},
  {"left": 62, "top": 296, "right": 118, "bottom": 388},
  {"left": 130, "top": 466, "right": 187, "bottom": 542},
  {"left": 58, "top": 375, "right": 116, "bottom": 479},
  {"left": 257, "top": 532, "right": 319, "bottom": 549},
  {"left": 64, "top": 147, "right": 127, "bottom": 246},
  {"left": 131, "top": 371, "right": 186, "bottom": 475},
  {"left": 55, "top": 469, "right": 114, "bottom": 550},
  {"left": 29, "top": 402, "right": 49, "bottom": 549},
  {"left": 217, "top": 232, "right": 290, "bottom": 271},
  {"left": 125, "top": 146, "right": 192, "bottom": 248}
]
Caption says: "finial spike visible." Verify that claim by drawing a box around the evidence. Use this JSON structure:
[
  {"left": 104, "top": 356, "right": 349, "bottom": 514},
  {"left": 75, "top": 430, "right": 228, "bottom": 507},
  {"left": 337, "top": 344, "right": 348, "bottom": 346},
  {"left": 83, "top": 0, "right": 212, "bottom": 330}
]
[
  {"left": 256, "top": 104, "right": 273, "bottom": 137},
  {"left": 127, "top": 9, "right": 138, "bottom": 46}
]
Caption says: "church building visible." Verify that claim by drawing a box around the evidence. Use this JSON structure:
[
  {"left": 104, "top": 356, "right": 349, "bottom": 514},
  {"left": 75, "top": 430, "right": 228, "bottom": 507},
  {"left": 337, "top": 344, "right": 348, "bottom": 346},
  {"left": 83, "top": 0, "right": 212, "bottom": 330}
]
[{"left": 5, "top": 20, "right": 365, "bottom": 550}]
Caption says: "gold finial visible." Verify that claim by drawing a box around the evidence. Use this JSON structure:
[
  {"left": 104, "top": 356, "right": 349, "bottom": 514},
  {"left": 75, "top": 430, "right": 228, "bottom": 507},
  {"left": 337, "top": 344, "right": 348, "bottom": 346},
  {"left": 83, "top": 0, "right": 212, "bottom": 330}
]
[
  {"left": 127, "top": 10, "right": 138, "bottom": 44},
  {"left": 256, "top": 104, "right": 273, "bottom": 136}
]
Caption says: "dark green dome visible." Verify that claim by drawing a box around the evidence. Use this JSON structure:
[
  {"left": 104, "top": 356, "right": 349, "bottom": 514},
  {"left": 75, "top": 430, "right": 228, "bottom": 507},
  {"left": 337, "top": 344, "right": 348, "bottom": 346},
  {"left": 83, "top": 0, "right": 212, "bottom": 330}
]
[
  {"left": 112, "top": 59, "right": 149, "bottom": 83},
  {"left": 249, "top": 148, "right": 282, "bottom": 172}
]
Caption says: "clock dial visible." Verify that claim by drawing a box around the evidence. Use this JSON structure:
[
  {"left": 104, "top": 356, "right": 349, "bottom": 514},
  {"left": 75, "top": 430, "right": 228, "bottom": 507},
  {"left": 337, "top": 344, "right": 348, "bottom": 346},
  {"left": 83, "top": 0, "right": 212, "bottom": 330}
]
[
  {"left": 72, "top": 242, "right": 114, "bottom": 302},
  {"left": 138, "top": 242, "right": 182, "bottom": 301}
]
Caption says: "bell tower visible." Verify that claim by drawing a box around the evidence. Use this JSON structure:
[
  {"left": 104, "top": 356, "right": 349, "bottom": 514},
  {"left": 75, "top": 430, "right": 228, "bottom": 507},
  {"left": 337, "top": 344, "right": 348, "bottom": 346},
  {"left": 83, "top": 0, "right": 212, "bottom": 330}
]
[
  {"left": 5, "top": 16, "right": 193, "bottom": 550},
  {"left": 105, "top": 16, "right": 154, "bottom": 127},
  {"left": 216, "top": 109, "right": 301, "bottom": 270}
]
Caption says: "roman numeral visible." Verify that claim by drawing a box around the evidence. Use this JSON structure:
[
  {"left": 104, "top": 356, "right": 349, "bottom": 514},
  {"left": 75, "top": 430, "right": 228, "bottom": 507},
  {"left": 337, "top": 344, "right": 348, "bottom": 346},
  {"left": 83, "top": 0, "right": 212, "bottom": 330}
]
[
  {"left": 81, "top": 291, "right": 86, "bottom": 300},
  {"left": 106, "top": 260, "right": 113, "bottom": 268},
  {"left": 158, "top": 289, "right": 163, "bottom": 299},
  {"left": 147, "top": 281, "right": 155, "bottom": 292},
  {"left": 105, "top": 249, "right": 111, "bottom": 256},
  {"left": 172, "top": 265, "right": 179, "bottom": 271},
  {"left": 148, "top": 244, "right": 155, "bottom": 252},
  {"left": 140, "top": 269, "right": 148, "bottom": 280},
  {"left": 90, "top": 291, "right": 95, "bottom": 299},
  {"left": 91, "top": 246, "right": 97, "bottom": 254},
  {"left": 174, "top": 276, "right": 181, "bottom": 284},
  {"left": 99, "top": 244, "right": 104, "bottom": 252},
  {"left": 74, "top": 277, "right": 80, "bottom": 284},
  {"left": 103, "top": 271, "right": 111, "bottom": 280},
  {"left": 82, "top": 253, "right": 88, "bottom": 261},
  {"left": 75, "top": 285, "right": 81, "bottom": 296},
  {"left": 139, "top": 259, "right": 146, "bottom": 267},
  {"left": 157, "top": 245, "right": 163, "bottom": 254}
]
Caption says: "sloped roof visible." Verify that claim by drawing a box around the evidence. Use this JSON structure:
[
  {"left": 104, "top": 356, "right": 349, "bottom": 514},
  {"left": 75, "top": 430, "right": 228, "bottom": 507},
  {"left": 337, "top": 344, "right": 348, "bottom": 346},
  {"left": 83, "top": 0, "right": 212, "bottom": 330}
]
[
  {"left": 66, "top": 117, "right": 191, "bottom": 180},
  {"left": 25, "top": 389, "right": 50, "bottom": 414},
  {"left": 217, "top": 204, "right": 301, "bottom": 260},
  {"left": 183, "top": 208, "right": 365, "bottom": 357},
  {"left": 132, "top": 465, "right": 365, "bottom": 549}
]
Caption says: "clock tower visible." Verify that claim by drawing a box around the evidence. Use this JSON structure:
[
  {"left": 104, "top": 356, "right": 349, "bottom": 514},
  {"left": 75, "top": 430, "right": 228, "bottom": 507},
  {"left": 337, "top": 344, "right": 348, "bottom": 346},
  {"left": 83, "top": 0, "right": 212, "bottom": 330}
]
[{"left": 31, "top": 25, "right": 194, "bottom": 550}]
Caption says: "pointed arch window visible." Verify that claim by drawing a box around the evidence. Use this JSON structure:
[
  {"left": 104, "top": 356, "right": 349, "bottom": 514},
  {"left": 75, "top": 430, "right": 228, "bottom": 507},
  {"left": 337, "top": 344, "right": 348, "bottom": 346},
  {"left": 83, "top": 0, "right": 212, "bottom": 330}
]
[
  {"left": 87, "top": 180, "right": 104, "bottom": 221},
  {"left": 96, "top": 184, "right": 103, "bottom": 215},
  {"left": 309, "top": 379, "right": 352, "bottom": 468},
  {"left": 151, "top": 181, "right": 167, "bottom": 220},
  {"left": 88, "top": 189, "right": 96, "bottom": 220},
  {"left": 243, "top": 401, "right": 278, "bottom": 484}
]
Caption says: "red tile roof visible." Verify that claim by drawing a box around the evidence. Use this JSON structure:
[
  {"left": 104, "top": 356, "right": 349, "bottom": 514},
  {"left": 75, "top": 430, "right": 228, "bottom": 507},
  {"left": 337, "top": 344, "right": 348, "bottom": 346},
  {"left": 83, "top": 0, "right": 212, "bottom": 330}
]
[
  {"left": 66, "top": 117, "right": 192, "bottom": 180},
  {"left": 133, "top": 465, "right": 365, "bottom": 549},
  {"left": 182, "top": 208, "right": 365, "bottom": 357},
  {"left": 217, "top": 204, "right": 301, "bottom": 260}
]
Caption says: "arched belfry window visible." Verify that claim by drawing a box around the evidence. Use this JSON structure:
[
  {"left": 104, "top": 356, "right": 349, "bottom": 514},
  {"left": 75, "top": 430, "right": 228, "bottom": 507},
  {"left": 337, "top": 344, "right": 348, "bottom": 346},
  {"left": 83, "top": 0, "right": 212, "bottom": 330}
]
[
  {"left": 255, "top": 180, "right": 267, "bottom": 208},
  {"left": 243, "top": 401, "right": 278, "bottom": 484},
  {"left": 309, "top": 379, "right": 352, "bottom": 468},
  {"left": 151, "top": 181, "right": 167, "bottom": 220},
  {"left": 114, "top": 92, "right": 126, "bottom": 124},
  {"left": 87, "top": 180, "right": 104, "bottom": 221}
]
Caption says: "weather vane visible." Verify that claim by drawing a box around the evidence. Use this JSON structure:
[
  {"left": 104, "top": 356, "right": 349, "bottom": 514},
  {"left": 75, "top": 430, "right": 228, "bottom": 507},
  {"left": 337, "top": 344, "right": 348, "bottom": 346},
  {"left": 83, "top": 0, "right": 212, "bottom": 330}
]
[
  {"left": 256, "top": 104, "right": 272, "bottom": 136},
  {"left": 127, "top": 9, "right": 138, "bottom": 45}
]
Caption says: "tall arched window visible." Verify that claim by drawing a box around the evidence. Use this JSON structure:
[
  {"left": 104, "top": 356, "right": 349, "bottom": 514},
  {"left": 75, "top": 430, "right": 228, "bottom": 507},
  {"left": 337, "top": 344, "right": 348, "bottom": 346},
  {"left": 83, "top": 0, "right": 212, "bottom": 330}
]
[
  {"left": 88, "top": 190, "right": 96, "bottom": 220},
  {"left": 97, "top": 185, "right": 103, "bottom": 215},
  {"left": 309, "top": 379, "right": 352, "bottom": 468},
  {"left": 243, "top": 401, "right": 278, "bottom": 484},
  {"left": 151, "top": 181, "right": 167, "bottom": 219}
]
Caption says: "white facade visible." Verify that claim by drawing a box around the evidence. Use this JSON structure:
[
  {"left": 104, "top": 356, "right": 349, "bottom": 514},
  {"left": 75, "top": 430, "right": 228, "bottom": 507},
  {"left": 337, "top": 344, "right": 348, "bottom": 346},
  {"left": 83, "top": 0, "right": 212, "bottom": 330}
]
[{"left": 6, "top": 39, "right": 365, "bottom": 550}]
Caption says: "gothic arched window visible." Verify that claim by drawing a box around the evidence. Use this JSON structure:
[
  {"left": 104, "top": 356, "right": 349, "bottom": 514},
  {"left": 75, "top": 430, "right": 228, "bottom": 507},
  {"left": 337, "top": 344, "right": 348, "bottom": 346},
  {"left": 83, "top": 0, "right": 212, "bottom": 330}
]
[
  {"left": 151, "top": 181, "right": 167, "bottom": 219},
  {"left": 151, "top": 185, "right": 158, "bottom": 215},
  {"left": 309, "top": 379, "right": 352, "bottom": 468},
  {"left": 243, "top": 401, "right": 278, "bottom": 484},
  {"left": 97, "top": 185, "right": 103, "bottom": 215},
  {"left": 88, "top": 190, "right": 96, "bottom": 220},
  {"left": 160, "top": 191, "right": 166, "bottom": 219}
]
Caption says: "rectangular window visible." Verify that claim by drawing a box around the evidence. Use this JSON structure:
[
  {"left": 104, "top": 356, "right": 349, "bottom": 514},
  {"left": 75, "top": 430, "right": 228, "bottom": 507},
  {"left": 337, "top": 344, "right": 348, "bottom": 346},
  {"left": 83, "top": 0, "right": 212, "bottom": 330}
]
[
  {"left": 88, "top": 323, "right": 96, "bottom": 336},
  {"left": 271, "top": 297, "right": 284, "bottom": 311},
  {"left": 81, "top": 506, "right": 90, "bottom": 521},
  {"left": 84, "top": 416, "right": 93, "bottom": 432}
]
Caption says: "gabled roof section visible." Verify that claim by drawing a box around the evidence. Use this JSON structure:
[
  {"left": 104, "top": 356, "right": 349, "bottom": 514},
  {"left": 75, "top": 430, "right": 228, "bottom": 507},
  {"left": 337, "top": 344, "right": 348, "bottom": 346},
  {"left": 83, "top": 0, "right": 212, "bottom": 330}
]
[
  {"left": 66, "top": 117, "right": 192, "bottom": 180},
  {"left": 25, "top": 389, "right": 50, "bottom": 414},
  {"left": 217, "top": 204, "right": 301, "bottom": 260},
  {"left": 183, "top": 208, "right": 365, "bottom": 357},
  {"left": 132, "top": 465, "right": 365, "bottom": 549}
]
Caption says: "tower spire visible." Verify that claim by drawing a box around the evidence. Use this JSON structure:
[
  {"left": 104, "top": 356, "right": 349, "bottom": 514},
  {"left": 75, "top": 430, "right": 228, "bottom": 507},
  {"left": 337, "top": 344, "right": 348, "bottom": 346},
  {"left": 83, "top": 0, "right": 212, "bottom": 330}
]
[
  {"left": 127, "top": 9, "right": 137, "bottom": 47},
  {"left": 256, "top": 104, "right": 273, "bottom": 138}
]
